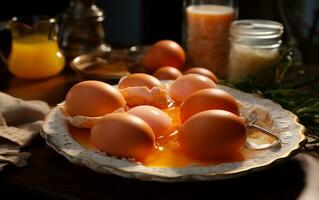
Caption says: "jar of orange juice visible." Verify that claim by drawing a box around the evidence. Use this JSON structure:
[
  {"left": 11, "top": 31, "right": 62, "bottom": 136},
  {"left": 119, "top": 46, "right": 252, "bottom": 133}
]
[
  {"left": 0, "top": 16, "right": 65, "bottom": 79},
  {"left": 183, "top": 0, "right": 236, "bottom": 78}
]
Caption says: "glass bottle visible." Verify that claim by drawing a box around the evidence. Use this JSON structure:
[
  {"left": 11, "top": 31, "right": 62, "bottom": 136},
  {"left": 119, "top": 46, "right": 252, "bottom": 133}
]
[
  {"left": 183, "top": 0, "right": 237, "bottom": 78},
  {"left": 227, "top": 20, "right": 284, "bottom": 83}
]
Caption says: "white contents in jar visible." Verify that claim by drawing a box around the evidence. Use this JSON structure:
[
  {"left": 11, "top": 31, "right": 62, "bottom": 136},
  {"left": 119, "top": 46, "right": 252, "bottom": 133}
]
[
  {"left": 226, "top": 20, "right": 283, "bottom": 83},
  {"left": 227, "top": 43, "right": 279, "bottom": 83}
]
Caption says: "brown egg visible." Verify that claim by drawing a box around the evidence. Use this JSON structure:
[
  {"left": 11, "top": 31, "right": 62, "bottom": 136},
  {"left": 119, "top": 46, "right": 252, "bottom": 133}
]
[
  {"left": 169, "top": 74, "right": 216, "bottom": 102},
  {"left": 180, "top": 88, "right": 239, "bottom": 122},
  {"left": 90, "top": 113, "right": 155, "bottom": 160},
  {"left": 142, "top": 40, "right": 185, "bottom": 72},
  {"left": 127, "top": 105, "right": 173, "bottom": 138},
  {"left": 184, "top": 67, "right": 219, "bottom": 83},
  {"left": 153, "top": 66, "right": 183, "bottom": 80},
  {"left": 118, "top": 73, "right": 163, "bottom": 89},
  {"left": 178, "top": 110, "right": 246, "bottom": 160},
  {"left": 65, "top": 80, "right": 126, "bottom": 117}
]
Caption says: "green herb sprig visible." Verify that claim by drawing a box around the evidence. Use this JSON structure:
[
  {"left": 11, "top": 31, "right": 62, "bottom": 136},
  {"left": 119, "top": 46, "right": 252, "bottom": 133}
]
[{"left": 222, "top": 45, "right": 319, "bottom": 149}]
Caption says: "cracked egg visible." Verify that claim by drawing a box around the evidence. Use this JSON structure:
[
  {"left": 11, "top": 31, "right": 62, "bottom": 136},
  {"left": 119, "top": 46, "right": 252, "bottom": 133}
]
[
  {"left": 42, "top": 76, "right": 306, "bottom": 182},
  {"left": 59, "top": 75, "right": 248, "bottom": 166}
]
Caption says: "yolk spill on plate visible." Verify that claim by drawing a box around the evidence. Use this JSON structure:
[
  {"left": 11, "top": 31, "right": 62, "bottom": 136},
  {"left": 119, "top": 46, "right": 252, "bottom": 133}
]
[{"left": 69, "top": 106, "right": 257, "bottom": 168}]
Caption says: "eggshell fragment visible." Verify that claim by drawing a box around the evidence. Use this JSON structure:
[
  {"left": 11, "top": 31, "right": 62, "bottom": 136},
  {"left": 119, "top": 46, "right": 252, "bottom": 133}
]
[
  {"left": 169, "top": 74, "right": 216, "bottom": 102},
  {"left": 90, "top": 113, "right": 155, "bottom": 160},
  {"left": 127, "top": 105, "right": 173, "bottom": 137},
  {"left": 180, "top": 88, "right": 239, "bottom": 122},
  {"left": 178, "top": 110, "right": 246, "bottom": 160},
  {"left": 119, "top": 86, "right": 171, "bottom": 108},
  {"left": 59, "top": 104, "right": 125, "bottom": 129},
  {"left": 65, "top": 81, "right": 126, "bottom": 117}
]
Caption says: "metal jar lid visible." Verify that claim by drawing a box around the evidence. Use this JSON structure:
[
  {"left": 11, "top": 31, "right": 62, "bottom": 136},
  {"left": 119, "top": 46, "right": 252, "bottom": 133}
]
[{"left": 230, "top": 20, "right": 284, "bottom": 48}]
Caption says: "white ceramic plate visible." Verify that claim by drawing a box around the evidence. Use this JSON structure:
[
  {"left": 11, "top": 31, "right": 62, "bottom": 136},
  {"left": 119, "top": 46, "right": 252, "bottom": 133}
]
[{"left": 41, "top": 85, "right": 306, "bottom": 182}]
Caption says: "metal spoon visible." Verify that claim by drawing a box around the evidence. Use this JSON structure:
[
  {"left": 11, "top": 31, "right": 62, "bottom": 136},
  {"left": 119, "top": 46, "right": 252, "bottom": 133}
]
[{"left": 245, "top": 111, "right": 281, "bottom": 150}]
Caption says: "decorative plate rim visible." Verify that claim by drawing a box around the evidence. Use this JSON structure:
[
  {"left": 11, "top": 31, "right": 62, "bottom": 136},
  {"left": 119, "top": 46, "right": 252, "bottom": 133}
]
[{"left": 41, "top": 84, "right": 307, "bottom": 182}]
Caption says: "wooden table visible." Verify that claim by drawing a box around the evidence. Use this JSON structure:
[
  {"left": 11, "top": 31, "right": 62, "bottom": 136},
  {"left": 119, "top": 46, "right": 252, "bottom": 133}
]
[{"left": 0, "top": 69, "right": 316, "bottom": 200}]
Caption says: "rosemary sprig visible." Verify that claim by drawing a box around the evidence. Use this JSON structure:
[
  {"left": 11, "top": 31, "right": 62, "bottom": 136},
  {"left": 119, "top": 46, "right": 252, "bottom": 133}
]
[{"left": 222, "top": 45, "right": 319, "bottom": 148}]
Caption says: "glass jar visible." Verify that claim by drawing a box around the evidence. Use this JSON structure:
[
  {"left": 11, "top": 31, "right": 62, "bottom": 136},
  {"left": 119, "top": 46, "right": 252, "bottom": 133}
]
[
  {"left": 227, "top": 20, "right": 284, "bottom": 83},
  {"left": 183, "top": 0, "right": 237, "bottom": 78},
  {"left": 59, "top": 0, "right": 109, "bottom": 61}
]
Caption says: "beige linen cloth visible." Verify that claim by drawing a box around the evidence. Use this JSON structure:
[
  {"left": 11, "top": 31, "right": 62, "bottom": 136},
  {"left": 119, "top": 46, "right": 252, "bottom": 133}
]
[{"left": 0, "top": 92, "right": 50, "bottom": 171}]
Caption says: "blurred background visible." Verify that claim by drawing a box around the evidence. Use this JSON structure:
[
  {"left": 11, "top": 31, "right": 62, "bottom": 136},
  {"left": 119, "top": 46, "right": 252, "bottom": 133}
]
[{"left": 0, "top": 0, "right": 318, "bottom": 64}]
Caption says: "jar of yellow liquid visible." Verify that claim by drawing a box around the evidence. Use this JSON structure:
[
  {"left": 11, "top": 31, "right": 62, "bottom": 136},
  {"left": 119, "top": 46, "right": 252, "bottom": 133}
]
[{"left": 0, "top": 17, "right": 65, "bottom": 79}]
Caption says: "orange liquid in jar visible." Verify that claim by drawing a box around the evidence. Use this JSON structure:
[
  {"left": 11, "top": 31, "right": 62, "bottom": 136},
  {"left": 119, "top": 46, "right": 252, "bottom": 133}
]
[
  {"left": 8, "top": 35, "right": 65, "bottom": 79},
  {"left": 68, "top": 106, "right": 253, "bottom": 168},
  {"left": 186, "top": 5, "right": 235, "bottom": 77}
]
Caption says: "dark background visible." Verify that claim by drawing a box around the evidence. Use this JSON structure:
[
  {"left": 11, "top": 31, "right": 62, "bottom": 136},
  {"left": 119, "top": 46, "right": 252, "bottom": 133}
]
[
  {"left": 0, "top": 0, "right": 318, "bottom": 64},
  {"left": 0, "top": 2, "right": 317, "bottom": 199}
]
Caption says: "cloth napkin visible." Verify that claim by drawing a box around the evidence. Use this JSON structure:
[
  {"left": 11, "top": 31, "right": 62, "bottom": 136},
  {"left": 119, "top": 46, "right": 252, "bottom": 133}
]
[{"left": 0, "top": 92, "right": 50, "bottom": 171}]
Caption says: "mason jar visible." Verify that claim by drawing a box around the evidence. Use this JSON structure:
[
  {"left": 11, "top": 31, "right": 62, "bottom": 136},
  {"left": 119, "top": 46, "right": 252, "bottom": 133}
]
[{"left": 227, "top": 19, "right": 284, "bottom": 83}]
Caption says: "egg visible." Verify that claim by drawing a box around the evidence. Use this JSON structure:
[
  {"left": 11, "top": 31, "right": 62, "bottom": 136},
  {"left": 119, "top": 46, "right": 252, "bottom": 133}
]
[
  {"left": 127, "top": 105, "right": 173, "bottom": 138},
  {"left": 153, "top": 66, "right": 183, "bottom": 80},
  {"left": 180, "top": 88, "right": 239, "bottom": 122},
  {"left": 169, "top": 74, "right": 216, "bottom": 102},
  {"left": 142, "top": 40, "right": 186, "bottom": 71},
  {"left": 118, "top": 73, "right": 163, "bottom": 89},
  {"left": 90, "top": 113, "right": 155, "bottom": 160},
  {"left": 184, "top": 67, "right": 219, "bottom": 83},
  {"left": 178, "top": 110, "right": 246, "bottom": 160},
  {"left": 65, "top": 80, "right": 126, "bottom": 117}
]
